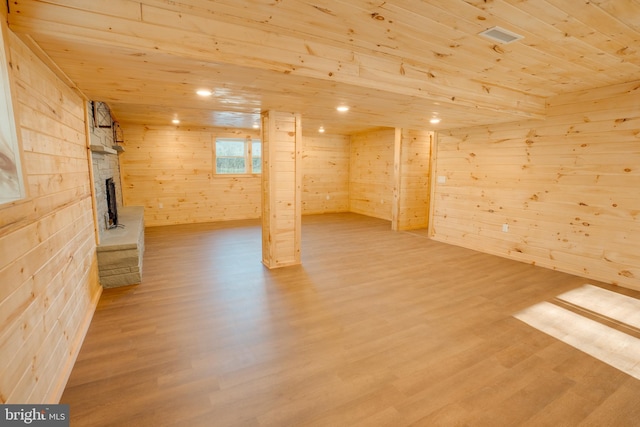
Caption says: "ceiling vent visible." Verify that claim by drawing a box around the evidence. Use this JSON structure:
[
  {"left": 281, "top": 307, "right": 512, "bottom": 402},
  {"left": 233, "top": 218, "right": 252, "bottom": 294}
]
[{"left": 479, "top": 26, "right": 524, "bottom": 44}]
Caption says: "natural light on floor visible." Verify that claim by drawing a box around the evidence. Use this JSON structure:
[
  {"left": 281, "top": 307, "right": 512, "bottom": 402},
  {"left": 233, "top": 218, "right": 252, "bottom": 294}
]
[{"left": 514, "top": 284, "right": 640, "bottom": 381}]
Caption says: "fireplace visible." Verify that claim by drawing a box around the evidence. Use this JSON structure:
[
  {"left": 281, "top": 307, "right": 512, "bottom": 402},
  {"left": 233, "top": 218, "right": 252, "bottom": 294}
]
[{"left": 105, "top": 177, "right": 118, "bottom": 229}]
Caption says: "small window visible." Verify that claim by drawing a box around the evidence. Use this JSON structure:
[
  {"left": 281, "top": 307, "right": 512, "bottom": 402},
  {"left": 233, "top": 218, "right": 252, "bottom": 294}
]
[
  {"left": 251, "top": 140, "right": 262, "bottom": 174},
  {"left": 215, "top": 138, "right": 261, "bottom": 175}
]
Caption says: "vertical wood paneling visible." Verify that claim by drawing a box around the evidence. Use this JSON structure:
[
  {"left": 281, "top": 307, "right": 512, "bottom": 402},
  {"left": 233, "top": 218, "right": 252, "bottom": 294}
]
[
  {"left": 349, "top": 128, "right": 395, "bottom": 220},
  {"left": 301, "top": 133, "right": 350, "bottom": 214},
  {"left": 0, "top": 22, "right": 101, "bottom": 403},
  {"left": 393, "top": 129, "right": 432, "bottom": 231},
  {"left": 119, "top": 125, "right": 261, "bottom": 227},
  {"left": 432, "top": 80, "right": 640, "bottom": 290},
  {"left": 261, "top": 111, "right": 301, "bottom": 268}
]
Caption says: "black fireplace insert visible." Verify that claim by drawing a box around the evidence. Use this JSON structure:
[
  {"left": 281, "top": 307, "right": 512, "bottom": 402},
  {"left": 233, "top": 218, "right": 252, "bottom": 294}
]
[{"left": 106, "top": 177, "right": 118, "bottom": 229}]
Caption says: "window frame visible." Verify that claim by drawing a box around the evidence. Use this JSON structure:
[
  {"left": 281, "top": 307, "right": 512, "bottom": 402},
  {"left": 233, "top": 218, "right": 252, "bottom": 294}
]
[
  {"left": 0, "top": 19, "right": 26, "bottom": 206},
  {"left": 214, "top": 137, "right": 261, "bottom": 176}
]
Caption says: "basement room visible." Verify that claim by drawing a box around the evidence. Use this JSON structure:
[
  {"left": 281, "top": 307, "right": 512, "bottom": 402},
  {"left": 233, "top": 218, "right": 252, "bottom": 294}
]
[{"left": 1, "top": 1, "right": 639, "bottom": 425}]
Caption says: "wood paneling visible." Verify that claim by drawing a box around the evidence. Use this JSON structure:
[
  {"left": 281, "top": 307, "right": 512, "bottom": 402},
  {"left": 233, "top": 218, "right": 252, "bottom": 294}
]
[
  {"left": 349, "top": 128, "right": 395, "bottom": 220},
  {"left": 393, "top": 129, "right": 432, "bottom": 231},
  {"left": 11, "top": 1, "right": 640, "bottom": 134},
  {"left": 0, "top": 21, "right": 100, "bottom": 403},
  {"left": 119, "top": 125, "right": 262, "bottom": 227},
  {"left": 121, "top": 126, "right": 352, "bottom": 225},
  {"left": 432, "top": 80, "right": 640, "bottom": 290},
  {"left": 5, "top": 0, "right": 571, "bottom": 133},
  {"left": 301, "top": 133, "right": 350, "bottom": 214},
  {"left": 261, "top": 111, "right": 302, "bottom": 268}
]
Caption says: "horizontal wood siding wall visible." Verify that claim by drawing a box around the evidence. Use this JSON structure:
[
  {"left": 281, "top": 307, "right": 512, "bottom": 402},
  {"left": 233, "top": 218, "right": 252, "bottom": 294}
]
[
  {"left": 0, "top": 26, "right": 101, "bottom": 403},
  {"left": 261, "top": 111, "right": 301, "bottom": 268},
  {"left": 432, "top": 81, "right": 640, "bottom": 290},
  {"left": 395, "top": 129, "right": 432, "bottom": 230},
  {"left": 349, "top": 128, "right": 395, "bottom": 220},
  {"left": 302, "top": 134, "right": 350, "bottom": 214},
  {"left": 119, "top": 125, "right": 261, "bottom": 227}
]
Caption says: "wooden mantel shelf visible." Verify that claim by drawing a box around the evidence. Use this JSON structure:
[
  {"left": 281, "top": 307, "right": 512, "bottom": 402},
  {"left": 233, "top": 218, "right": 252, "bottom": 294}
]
[{"left": 90, "top": 144, "right": 117, "bottom": 154}]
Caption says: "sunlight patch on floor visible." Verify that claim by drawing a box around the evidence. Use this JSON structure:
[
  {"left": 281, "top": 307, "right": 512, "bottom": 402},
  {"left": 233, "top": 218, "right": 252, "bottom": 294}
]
[
  {"left": 557, "top": 284, "right": 640, "bottom": 329},
  {"left": 514, "top": 285, "right": 640, "bottom": 380}
]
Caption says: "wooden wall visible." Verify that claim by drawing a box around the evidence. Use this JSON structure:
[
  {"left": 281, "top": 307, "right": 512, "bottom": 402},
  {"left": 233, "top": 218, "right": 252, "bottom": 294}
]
[
  {"left": 432, "top": 81, "right": 640, "bottom": 290},
  {"left": 121, "top": 126, "right": 352, "bottom": 225},
  {"left": 301, "top": 133, "right": 350, "bottom": 214},
  {"left": 349, "top": 128, "right": 395, "bottom": 220},
  {"left": 393, "top": 129, "right": 432, "bottom": 230},
  {"left": 0, "top": 22, "right": 101, "bottom": 403},
  {"left": 119, "top": 125, "right": 262, "bottom": 227}
]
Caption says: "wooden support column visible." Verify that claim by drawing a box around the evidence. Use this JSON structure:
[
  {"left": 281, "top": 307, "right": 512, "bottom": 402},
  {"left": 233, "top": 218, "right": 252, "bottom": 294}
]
[
  {"left": 392, "top": 129, "right": 433, "bottom": 231},
  {"left": 261, "top": 110, "right": 302, "bottom": 268}
]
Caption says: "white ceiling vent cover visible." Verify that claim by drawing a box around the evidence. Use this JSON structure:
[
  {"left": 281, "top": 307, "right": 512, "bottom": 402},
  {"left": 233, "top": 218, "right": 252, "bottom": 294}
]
[{"left": 479, "top": 26, "right": 524, "bottom": 44}]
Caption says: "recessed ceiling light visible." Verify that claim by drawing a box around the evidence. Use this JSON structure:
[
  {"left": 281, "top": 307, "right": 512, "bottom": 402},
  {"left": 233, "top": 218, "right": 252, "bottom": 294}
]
[
  {"left": 336, "top": 106, "right": 349, "bottom": 112},
  {"left": 172, "top": 119, "right": 180, "bottom": 124},
  {"left": 319, "top": 126, "right": 325, "bottom": 133},
  {"left": 430, "top": 118, "right": 441, "bottom": 124},
  {"left": 196, "top": 89, "right": 212, "bottom": 97},
  {"left": 252, "top": 123, "right": 260, "bottom": 129}
]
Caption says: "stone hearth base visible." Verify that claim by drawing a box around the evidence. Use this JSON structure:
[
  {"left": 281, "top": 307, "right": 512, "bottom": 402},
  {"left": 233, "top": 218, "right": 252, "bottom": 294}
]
[{"left": 97, "top": 206, "right": 144, "bottom": 288}]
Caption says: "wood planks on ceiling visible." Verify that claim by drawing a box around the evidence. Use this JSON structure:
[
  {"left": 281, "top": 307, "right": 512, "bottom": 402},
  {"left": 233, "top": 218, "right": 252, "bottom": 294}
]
[
  {"left": 7, "top": 1, "right": 640, "bottom": 132},
  {"left": 17, "top": 1, "right": 542, "bottom": 117}
]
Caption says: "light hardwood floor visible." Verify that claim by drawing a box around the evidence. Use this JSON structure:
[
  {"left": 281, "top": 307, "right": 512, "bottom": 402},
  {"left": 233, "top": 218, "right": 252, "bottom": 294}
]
[{"left": 61, "top": 213, "right": 640, "bottom": 426}]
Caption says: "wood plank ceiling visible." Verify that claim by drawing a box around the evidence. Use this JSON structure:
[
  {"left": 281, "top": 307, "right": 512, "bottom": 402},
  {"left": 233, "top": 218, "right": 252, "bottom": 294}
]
[{"left": 7, "top": 0, "right": 640, "bottom": 134}]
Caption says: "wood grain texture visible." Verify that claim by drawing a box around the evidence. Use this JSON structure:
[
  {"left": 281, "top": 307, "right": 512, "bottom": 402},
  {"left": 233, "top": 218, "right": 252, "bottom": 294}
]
[
  {"left": 261, "top": 111, "right": 301, "bottom": 268},
  {"left": 4, "top": 0, "right": 559, "bottom": 133},
  {"left": 0, "top": 24, "right": 101, "bottom": 403},
  {"left": 301, "top": 134, "right": 350, "bottom": 214},
  {"left": 432, "top": 80, "right": 640, "bottom": 290},
  {"left": 119, "top": 125, "right": 262, "bottom": 227},
  {"left": 393, "top": 129, "right": 432, "bottom": 231},
  {"left": 60, "top": 213, "right": 640, "bottom": 426},
  {"left": 15, "top": 1, "right": 640, "bottom": 133},
  {"left": 349, "top": 128, "right": 395, "bottom": 220},
  {"left": 121, "top": 126, "right": 352, "bottom": 226}
]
